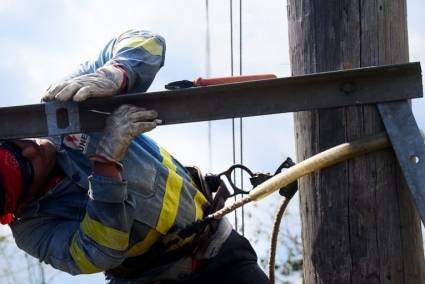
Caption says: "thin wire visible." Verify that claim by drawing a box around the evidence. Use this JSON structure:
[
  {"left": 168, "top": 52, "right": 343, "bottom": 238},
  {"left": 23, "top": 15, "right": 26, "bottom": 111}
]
[
  {"left": 240, "top": 117, "right": 245, "bottom": 235},
  {"left": 232, "top": 119, "right": 238, "bottom": 230},
  {"left": 230, "top": 0, "right": 238, "bottom": 231},
  {"left": 239, "top": 0, "right": 245, "bottom": 236},
  {"left": 239, "top": 0, "right": 243, "bottom": 76},
  {"left": 230, "top": 0, "right": 234, "bottom": 76},
  {"left": 205, "top": 0, "right": 212, "bottom": 172},
  {"left": 205, "top": 0, "right": 211, "bottom": 77}
]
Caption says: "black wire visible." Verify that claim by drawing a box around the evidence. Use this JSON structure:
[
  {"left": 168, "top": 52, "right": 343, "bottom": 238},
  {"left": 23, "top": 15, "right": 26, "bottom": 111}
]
[
  {"left": 239, "top": 0, "right": 245, "bottom": 236},
  {"left": 205, "top": 0, "right": 212, "bottom": 171},
  {"left": 232, "top": 120, "right": 238, "bottom": 230},
  {"left": 230, "top": 0, "right": 234, "bottom": 77},
  {"left": 240, "top": 118, "right": 245, "bottom": 236},
  {"left": 229, "top": 0, "right": 239, "bottom": 232},
  {"left": 239, "top": 0, "right": 243, "bottom": 76}
]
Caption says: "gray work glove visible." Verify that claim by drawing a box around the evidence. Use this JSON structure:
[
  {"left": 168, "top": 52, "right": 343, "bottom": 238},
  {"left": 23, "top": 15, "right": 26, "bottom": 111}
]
[
  {"left": 92, "top": 105, "right": 160, "bottom": 165},
  {"left": 42, "top": 64, "right": 125, "bottom": 102}
]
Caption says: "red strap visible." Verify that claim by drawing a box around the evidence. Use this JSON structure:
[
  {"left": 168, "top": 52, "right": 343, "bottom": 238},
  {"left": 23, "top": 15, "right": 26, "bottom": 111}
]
[
  {"left": 112, "top": 64, "right": 128, "bottom": 93},
  {"left": 191, "top": 257, "right": 202, "bottom": 272},
  {"left": 0, "top": 148, "right": 23, "bottom": 224},
  {"left": 0, "top": 213, "right": 12, "bottom": 225}
]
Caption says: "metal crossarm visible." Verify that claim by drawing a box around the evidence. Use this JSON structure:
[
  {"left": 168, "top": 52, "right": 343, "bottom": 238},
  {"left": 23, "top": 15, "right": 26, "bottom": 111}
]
[{"left": 0, "top": 62, "right": 422, "bottom": 139}]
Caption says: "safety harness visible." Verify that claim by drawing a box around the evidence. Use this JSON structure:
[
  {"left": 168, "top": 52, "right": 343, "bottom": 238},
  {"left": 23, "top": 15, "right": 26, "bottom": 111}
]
[{"left": 108, "top": 158, "right": 297, "bottom": 280}]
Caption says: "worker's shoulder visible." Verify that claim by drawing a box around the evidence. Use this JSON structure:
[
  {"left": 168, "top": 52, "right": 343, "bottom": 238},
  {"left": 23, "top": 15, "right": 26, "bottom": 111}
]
[{"left": 116, "top": 29, "right": 165, "bottom": 44}]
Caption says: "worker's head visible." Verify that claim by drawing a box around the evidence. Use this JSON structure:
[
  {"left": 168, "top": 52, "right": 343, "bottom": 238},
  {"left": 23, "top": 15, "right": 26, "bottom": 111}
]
[{"left": 0, "top": 139, "right": 56, "bottom": 224}]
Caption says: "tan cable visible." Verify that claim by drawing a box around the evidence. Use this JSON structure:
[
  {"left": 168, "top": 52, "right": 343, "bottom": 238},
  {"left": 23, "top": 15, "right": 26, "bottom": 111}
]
[
  {"left": 210, "top": 131, "right": 391, "bottom": 220},
  {"left": 268, "top": 197, "right": 290, "bottom": 283}
]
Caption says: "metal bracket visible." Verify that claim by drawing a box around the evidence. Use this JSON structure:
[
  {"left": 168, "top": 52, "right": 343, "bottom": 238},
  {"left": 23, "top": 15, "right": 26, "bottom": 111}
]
[
  {"left": 45, "top": 101, "right": 81, "bottom": 136},
  {"left": 378, "top": 100, "right": 425, "bottom": 223}
]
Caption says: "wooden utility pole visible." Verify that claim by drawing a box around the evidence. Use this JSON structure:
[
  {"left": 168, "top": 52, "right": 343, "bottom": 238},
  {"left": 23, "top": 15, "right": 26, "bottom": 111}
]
[{"left": 287, "top": 1, "right": 425, "bottom": 283}]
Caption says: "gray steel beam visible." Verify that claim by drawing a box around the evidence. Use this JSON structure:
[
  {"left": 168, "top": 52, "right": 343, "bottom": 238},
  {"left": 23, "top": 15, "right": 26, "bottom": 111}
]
[{"left": 0, "top": 62, "right": 422, "bottom": 139}]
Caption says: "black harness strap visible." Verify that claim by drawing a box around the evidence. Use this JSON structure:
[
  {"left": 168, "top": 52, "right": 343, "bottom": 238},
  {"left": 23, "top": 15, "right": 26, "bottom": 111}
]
[{"left": 107, "top": 159, "right": 296, "bottom": 280}]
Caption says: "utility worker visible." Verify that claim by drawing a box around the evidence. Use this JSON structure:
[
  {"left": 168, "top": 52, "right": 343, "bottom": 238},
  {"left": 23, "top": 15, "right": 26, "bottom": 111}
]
[{"left": 0, "top": 29, "right": 270, "bottom": 283}]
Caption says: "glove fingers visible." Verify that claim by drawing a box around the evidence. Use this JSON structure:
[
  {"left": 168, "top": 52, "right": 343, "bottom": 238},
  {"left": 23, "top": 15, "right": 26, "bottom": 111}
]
[
  {"left": 73, "top": 86, "right": 95, "bottom": 102},
  {"left": 42, "top": 81, "right": 68, "bottom": 102},
  {"left": 113, "top": 104, "right": 137, "bottom": 117},
  {"left": 74, "top": 86, "right": 120, "bottom": 103},
  {"left": 113, "top": 105, "right": 146, "bottom": 117},
  {"left": 131, "top": 121, "right": 158, "bottom": 135},
  {"left": 128, "top": 109, "right": 158, "bottom": 122},
  {"left": 55, "top": 83, "right": 81, "bottom": 102}
]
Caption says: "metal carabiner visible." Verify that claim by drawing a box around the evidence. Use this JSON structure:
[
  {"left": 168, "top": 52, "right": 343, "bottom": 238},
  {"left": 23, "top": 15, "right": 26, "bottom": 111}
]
[{"left": 217, "top": 164, "right": 255, "bottom": 197}]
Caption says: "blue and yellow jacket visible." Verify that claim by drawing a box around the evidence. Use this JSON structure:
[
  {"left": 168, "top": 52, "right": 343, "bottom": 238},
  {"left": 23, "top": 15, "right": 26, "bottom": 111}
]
[{"left": 10, "top": 30, "right": 209, "bottom": 282}]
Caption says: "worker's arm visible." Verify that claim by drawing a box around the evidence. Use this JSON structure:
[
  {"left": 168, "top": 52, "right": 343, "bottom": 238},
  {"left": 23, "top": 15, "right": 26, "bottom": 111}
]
[
  {"left": 10, "top": 176, "right": 132, "bottom": 275},
  {"left": 42, "top": 29, "right": 166, "bottom": 102},
  {"left": 11, "top": 106, "right": 160, "bottom": 275}
]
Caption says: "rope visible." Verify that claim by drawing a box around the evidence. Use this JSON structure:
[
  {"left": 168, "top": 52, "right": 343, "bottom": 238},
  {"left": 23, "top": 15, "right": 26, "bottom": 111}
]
[{"left": 268, "top": 197, "right": 291, "bottom": 283}]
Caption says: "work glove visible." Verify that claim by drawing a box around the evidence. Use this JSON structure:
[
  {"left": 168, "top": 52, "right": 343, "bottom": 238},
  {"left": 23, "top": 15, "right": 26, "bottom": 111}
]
[
  {"left": 91, "top": 105, "right": 160, "bottom": 166},
  {"left": 42, "top": 64, "right": 126, "bottom": 102}
]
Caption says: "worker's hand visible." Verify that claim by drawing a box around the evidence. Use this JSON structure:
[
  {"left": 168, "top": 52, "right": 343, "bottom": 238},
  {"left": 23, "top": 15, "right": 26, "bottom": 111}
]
[
  {"left": 93, "top": 105, "right": 160, "bottom": 165},
  {"left": 42, "top": 64, "right": 126, "bottom": 102}
]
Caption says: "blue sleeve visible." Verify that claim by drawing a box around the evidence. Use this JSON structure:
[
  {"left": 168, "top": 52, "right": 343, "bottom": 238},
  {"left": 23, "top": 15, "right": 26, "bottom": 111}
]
[
  {"left": 10, "top": 176, "right": 136, "bottom": 275},
  {"left": 65, "top": 29, "right": 166, "bottom": 93}
]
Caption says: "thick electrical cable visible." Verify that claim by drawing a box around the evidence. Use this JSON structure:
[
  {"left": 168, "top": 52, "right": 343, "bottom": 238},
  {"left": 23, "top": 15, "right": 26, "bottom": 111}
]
[{"left": 209, "top": 132, "right": 399, "bottom": 218}]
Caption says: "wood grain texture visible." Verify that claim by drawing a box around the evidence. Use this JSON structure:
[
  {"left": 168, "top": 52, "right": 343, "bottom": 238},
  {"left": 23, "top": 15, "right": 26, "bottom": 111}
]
[{"left": 287, "top": 0, "right": 425, "bottom": 283}]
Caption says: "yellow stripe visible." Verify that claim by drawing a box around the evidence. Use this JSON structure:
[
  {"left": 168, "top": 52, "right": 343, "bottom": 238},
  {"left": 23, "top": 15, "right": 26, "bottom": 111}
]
[
  {"left": 194, "top": 191, "right": 207, "bottom": 220},
  {"left": 114, "top": 36, "right": 163, "bottom": 56},
  {"left": 156, "top": 170, "right": 183, "bottom": 234},
  {"left": 157, "top": 148, "right": 183, "bottom": 234},
  {"left": 69, "top": 235, "right": 103, "bottom": 274},
  {"left": 159, "top": 147, "right": 176, "bottom": 171},
  {"left": 81, "top": 214, "right": 129, "bottom": 251},
  {"left": 127, "top": 229, "right": 161, "bottom": 257}
]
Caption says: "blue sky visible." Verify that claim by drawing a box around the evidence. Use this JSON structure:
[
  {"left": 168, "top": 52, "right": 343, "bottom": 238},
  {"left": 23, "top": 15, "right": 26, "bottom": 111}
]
[{"left": 0, "top": 0, "right": 423, "bottom": 283}]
